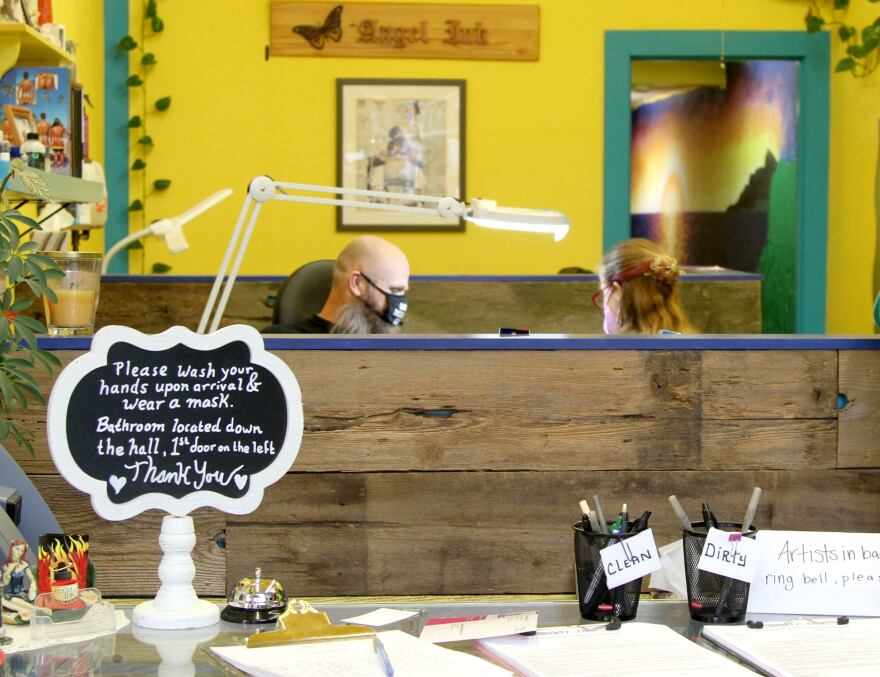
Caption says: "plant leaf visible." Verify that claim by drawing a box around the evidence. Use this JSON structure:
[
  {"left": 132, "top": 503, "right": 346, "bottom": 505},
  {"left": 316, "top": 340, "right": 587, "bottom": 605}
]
[
  {"left": 3, "top": 210, "right": 39, "bottom": 230},
  {"left": 141, "top": 52, "right": 157, "bottom": 65},
  {"left": 146, "top": 0, "right": 158, "bottom": 18},
  {"left": 155, "top": 96, "right": 171, "bottom": 111},
  {"left": 117, "top": 35, "right": 138, "bottom": 51},
  {"left": 127, "top": 240, "right": 144, "bottom": 250},
  {"left": 15, "top": 169, "right": 50, "bottom": 201},
  {"left": 806, "top": 13, "right": 824, "bottom": 33},
  {"left": 137, "top": 135, "right": 153, "bottom": 146},
  {"left": 836, "top": 56, "right": 857, "bottom": 72},
  {"left": 126, "top": 74, "right": 144, "bottom": 87},
  {"left": 833, "top": 0, "right": 849, "bottom": 9},
  {"left": 32, "top": 348, "right": 61, "bottom": 370},
  {"left": 128, "top": 115, "right": 142, "bottom": 128},
  {"left": 7, "top": 256, "right": 21, "bottom": 281},
  {"left": 9, "top": 297, "right": 32, "bottom": 312},
  {"left": 153, "top": 179, "right": 171, "bottom": 191},
  {"left": 152, "top": 262, "right": 172, "bottom": 274},
  {"left": 129, "top": 199, "right": 144, "bottom": 212},
  {"left": 839, "top": 25, "right": 856, "bottom": 41},
  {"left": 132, "top": 158, "right": 147, "bottom": 170},
  {"left": 151, "top": 15, "right": 165, "bottom": 33}
]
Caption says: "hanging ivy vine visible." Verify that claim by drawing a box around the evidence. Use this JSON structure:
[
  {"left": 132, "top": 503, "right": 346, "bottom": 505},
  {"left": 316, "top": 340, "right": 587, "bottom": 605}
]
[
  {"left": 116, "top": 0, "right": 173, "bottom": 273},
  {"left": 806, "top": 0, "right": 880, "bottom": 76}
]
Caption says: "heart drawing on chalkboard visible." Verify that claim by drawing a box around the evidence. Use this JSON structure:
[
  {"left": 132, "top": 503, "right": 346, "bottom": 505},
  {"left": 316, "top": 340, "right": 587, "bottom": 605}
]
[
  {"left": 109, "top": 475, "right": 127, "bottom": 494},
  {"left": 233, "top": 474, "right": 247, "bottom": 491}
]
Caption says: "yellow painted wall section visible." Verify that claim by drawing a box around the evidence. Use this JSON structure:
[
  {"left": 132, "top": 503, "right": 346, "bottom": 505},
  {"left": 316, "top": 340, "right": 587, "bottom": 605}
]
[
  {"left": 52, "top": 0, "right": 105, "bottom": 253},
  {"left": 114, "top": 0, "right": 873, "bottom": 332}
]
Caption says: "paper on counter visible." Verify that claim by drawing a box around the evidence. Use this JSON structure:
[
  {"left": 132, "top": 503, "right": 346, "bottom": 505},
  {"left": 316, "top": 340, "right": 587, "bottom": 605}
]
[
  {"left": 419, "top": 611, "right": 538, "bottom": 643},
  {"left": 341, "top": 607, "right": 419, "bottom": 627}
]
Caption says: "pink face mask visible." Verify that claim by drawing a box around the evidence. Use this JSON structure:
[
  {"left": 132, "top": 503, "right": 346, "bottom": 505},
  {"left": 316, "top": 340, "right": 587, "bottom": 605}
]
[{"left": 603, "top": 300, "right": 620, "bottom": 335}]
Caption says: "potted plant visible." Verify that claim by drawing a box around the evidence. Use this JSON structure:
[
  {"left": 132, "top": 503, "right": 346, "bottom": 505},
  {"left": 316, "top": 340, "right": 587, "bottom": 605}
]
[{"left": 0, "top": 159, "right": 64, "bottom": 457}]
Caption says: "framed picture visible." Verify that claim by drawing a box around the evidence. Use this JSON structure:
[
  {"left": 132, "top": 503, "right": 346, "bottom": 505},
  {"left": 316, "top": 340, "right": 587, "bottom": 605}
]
[
  {"left": 337, "top": 78, "right": 465, "bottom": 231},
  {"left": 3, "top": 104, "right": 36, "bottom": 146}
]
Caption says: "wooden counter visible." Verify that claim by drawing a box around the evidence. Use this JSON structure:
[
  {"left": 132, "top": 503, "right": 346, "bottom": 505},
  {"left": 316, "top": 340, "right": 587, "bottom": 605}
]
[
  {"left": 82, "top": 271, "right": 761, "bottom": 334},
  {"left": 14, "top": 335, "right": 878, "bottom": 597}
]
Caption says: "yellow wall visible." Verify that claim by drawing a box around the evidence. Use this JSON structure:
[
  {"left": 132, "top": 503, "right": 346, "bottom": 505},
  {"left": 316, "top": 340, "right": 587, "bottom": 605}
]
[{"left": 101, "top": 1, "right": 876, "bottom": 332}]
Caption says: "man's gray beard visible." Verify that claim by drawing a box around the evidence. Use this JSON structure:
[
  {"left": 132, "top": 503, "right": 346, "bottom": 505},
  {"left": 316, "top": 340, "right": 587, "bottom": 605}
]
[{"left": 331, "top": 300, "right": 398, "bottom": 335}]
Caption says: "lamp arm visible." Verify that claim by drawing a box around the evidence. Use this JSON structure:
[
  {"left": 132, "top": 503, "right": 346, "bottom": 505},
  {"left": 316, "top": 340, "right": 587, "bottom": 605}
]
[{"left": 102, "top": 226, "right": 154, "bottom": 274}]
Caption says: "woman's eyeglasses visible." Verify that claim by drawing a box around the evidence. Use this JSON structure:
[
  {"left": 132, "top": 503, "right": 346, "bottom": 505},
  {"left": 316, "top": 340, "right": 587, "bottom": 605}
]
[{"left": 591, "top": 287, "right": 607, "bottom": 310}]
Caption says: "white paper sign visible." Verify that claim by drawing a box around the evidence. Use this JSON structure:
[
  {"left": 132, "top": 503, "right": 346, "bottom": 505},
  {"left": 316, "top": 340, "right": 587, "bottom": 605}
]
[
  {"left": 600, "top": 528, "right": 661, "bottom": 589},
  {"left": 697, "top": 528, "right": 758, "bottom": 583},
  {"left": 747, "top": 530, "right": 880, "bottom": 615}
]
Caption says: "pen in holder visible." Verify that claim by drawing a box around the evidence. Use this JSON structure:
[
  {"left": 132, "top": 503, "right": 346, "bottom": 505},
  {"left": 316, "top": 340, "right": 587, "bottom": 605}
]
[
  {"left": 573, "top": 524, "right": 644, "bottom": 622},
  {"left": 681, "top": 521, "right": 758, "bottom": 623}
]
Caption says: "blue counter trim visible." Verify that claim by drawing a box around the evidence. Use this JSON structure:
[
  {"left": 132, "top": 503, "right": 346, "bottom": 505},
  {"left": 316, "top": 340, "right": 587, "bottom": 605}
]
[
  {"left": 37, "top": 335, "right": 880, "bottom": 351},
  {"left": 103, "top": 0, "right": 129, "bottom": 273},
  {"left": 100, "top": 273, "right": 763, "bottom": 283}
]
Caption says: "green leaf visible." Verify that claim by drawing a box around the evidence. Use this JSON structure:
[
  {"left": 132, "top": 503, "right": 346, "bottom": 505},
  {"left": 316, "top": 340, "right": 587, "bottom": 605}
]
[
  {"left": 151, "top": 15, "right": 164, "bottom": 33},
  {"left": 128, "top": 115, "right": 143, "bottom": 128},
  {"left": 13, "top": 315, "right": 44, "bottom": 333},
  {"left": 132, "top": 158, "right": 147, "bottom": 170},
  {"left": 146, "top": 0, "right": 158, "bottom": 18},
  {"left": 18, "top": 382, "right": 43, "bottom": 405},
  {"left": 9, "top": 297, "right": 31, "bottom": 312},
  {"left": 839, "top": 25, "right": 856, "bottom": 41},
  {"left": 127, "top": 240, "right": 144, "bottom": 250},
  {"left": 836, "top": 56, "right": 857, "bottom": 72},
  {"left": 3, "top": 211, "right": 39, "bottom": 230},
  {"left": 155, "top": 96, "right": 171, "bottom": 111},
  {"left": 141, "top": 52, "right": 157, "bottom": 65},
  {"left": 7, "top": 257, "right": 21, "bottom": 281},
  {"left": 152, "top": 262, "right": 172, "bottom": 274},
  {"left": 126, "top": 74, "right": 144, "bottom": 87},
  {"left": 806, "top": 14, "right": 824, "bottom": 33},
  {"left": 137, "top": 135, "right": 153, "bottom": 146},
  {"left": 13, "top": 322, "right": 35, "bottom": 349},
  {"left": 117, "top": 35, "right": 138, "bottom": 51},
  {"left": 833, "top": 0, "right": 849, "bottom": 8},
  {"left": 32, "top": 347, "right": 61, "bottom": 371},
  {"left": 129, "top": 199, "right": 144, "bottom": 212},
  {"left": 153, "top": 179, "right": 171, "bottom": 191}
]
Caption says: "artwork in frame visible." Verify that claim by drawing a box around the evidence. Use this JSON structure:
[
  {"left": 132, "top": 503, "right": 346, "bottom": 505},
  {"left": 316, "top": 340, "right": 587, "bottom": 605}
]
[
  {"left": 337, "top": 78, "right": 465, "bottom": 231},
  {"left": 3, "top": 104, "right": 36, "bottom": 146}
]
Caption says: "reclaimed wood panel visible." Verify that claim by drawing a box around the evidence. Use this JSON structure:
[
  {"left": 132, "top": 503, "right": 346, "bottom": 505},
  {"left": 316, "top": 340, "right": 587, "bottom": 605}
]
[
  {"left": 270, "top": 2, "right": 540, "bottom": 61},
  {"left": 29, "top": 477, "right": 225, "bottom": 596},
  {"left": 838, "top": 350, "right": 880, "bottom": 468},
  {"left": 11, "top": 350, "right": 836, "bottom": 473},
  {"left": 226, "top": 470, "right": 880, "bottom": 594},
  {"left": 21, "top": 277, "right": 761, "bottom": 335}
]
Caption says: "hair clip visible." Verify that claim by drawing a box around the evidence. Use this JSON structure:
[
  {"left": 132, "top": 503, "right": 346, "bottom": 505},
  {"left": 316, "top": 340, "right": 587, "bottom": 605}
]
[
  {"left": 746, "top": 620, "right": 763, "bottom": 629},
  {"left": 605, "top": 617, "right": 622, "bottom": 631}
]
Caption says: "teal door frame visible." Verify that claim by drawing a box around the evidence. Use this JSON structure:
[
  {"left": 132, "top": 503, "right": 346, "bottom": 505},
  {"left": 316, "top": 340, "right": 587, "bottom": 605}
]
[{"left": 604, "top": 31, "right": 830, "bottom": 333}]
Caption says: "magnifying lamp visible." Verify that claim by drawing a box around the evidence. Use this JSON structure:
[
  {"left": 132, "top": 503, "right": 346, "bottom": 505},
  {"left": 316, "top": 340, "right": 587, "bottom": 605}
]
[
  {"left": 102, "top": 188, "right": 234, "bottom": 274},
  {"left": 198, "top": 177, "right": 569, "bottom": 334}
]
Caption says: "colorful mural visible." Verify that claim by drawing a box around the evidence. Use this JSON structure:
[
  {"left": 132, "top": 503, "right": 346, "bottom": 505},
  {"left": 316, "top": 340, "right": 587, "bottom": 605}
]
[{"left": 631, "top": 61, "right": 799, "bottom": 332}]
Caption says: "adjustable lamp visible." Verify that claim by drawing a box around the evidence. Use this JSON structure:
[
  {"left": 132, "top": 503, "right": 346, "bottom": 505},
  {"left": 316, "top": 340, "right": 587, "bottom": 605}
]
[
  {"left": 198, "top": 176, "right": 569, "bottom": 334},
  {"left": 102, "top": 189, "right": 234, "bottom": 274}
]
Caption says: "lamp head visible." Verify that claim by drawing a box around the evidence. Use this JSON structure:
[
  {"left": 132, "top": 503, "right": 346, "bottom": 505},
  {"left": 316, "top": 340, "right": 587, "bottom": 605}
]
[{"left": 466, "top": 198, "right": 569, "bottom": 241}]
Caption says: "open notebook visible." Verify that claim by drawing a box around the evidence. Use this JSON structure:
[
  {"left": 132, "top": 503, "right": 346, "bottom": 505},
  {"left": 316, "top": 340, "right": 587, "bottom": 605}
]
[
  {"left": 476, "top": 622, "right": 752, "bottom": 677},
  {"left": 210, "top": 629, "right": 511, "bottom": 677},
  {"left": 702, "top": 617, "right": 880, "bottom": 677}
]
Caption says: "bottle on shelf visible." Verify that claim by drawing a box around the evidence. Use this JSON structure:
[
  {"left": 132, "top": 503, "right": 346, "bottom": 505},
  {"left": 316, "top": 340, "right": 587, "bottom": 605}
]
[{"left": 21, "top": 132, "right": 47, "bottom": 171}]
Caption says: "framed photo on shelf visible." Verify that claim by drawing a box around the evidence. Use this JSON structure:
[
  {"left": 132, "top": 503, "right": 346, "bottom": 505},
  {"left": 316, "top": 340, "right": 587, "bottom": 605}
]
[
  {"left": 336, "top": 78, "right": 465, "bottom": 231},
  {"left": 3, "top": 104, "right": 36, "bottom": 146}
]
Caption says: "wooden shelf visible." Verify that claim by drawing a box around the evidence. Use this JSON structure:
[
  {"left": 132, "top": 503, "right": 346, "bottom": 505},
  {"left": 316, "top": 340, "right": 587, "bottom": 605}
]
[{"left": 0, "top": 22, "right": 73, "bottom": 75}]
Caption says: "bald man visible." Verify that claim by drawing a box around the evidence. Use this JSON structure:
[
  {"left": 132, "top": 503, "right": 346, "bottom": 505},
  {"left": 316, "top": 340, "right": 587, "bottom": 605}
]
[{"left": 264, "top": 236, "right": 410, "bottom": 334}]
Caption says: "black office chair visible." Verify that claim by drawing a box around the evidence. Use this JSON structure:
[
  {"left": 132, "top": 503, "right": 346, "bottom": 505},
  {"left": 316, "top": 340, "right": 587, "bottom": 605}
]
[{"left": 271, "top": 259, "right": 335, "bottom": 326}]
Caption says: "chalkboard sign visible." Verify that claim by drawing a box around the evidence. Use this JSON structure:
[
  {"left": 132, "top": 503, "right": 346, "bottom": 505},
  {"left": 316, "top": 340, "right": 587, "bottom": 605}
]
[{"left": 47, "top": 325, "right": 303, "bottom": 520}]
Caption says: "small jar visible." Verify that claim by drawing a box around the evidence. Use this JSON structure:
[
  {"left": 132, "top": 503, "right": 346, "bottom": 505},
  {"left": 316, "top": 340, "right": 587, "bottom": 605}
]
[
  {"left": 21, "top": 132, "right": 47, "bottom": 171},
  {"left": 0, "top": 140, "right": 10, "bottom": 162}
]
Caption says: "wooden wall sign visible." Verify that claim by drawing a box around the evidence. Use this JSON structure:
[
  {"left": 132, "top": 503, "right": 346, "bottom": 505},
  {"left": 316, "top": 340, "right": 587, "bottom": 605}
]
[{"left": 270, "top": 2, "right": 539, "bottom": 61}]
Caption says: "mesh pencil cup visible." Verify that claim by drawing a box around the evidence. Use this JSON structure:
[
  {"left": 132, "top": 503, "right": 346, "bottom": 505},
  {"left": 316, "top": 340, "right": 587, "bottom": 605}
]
[
  {"left": 682, "top": 521, "right": 758, "bottom": 624},
  {"left": 573, "top": 524, "right": 644, "bottom": 622}
]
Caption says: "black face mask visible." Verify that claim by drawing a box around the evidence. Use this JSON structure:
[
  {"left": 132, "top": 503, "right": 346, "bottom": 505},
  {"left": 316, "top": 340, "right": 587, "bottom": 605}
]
[{"left": 361, "top": 273, "right": 408, "bottom": 326}]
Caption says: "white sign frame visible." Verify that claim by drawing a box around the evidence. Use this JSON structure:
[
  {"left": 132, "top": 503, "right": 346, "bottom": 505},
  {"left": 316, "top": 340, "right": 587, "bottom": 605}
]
[{"left": 46, "top": 324, "right": 304, "bottom": 521}]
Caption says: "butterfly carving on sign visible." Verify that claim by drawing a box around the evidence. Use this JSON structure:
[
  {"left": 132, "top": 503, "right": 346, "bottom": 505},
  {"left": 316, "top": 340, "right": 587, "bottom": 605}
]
[{"left": 292, "top": 4, "right": 343, "bottom": 50}]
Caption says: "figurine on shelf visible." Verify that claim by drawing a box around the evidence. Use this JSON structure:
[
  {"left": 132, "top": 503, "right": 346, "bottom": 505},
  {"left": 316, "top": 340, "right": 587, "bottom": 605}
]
[{"left": 1, "top": 540, "right": 37, "bottom": 624}]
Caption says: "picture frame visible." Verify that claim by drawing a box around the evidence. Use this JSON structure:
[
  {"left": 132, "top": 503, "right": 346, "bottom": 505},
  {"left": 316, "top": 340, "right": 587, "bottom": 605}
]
[
  {"left": 337, "top": 78, "right": 466, "bottom": 231},
  {"left": 3, "top": 104, "right": 36, "bottom": 146}
]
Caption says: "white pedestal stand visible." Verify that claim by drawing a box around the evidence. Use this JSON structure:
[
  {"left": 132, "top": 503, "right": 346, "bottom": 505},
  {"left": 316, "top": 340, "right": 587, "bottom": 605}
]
[{"left": 133, "top": 515, "right": 220, "bottom": 630}]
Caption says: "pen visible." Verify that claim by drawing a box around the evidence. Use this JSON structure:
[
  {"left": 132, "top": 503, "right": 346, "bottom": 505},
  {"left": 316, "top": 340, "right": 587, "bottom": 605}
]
[
  {"left": 579, "top": 499, "right": 602, "bottom": 533},
  {"left": 373, "top": 635, "right": 394, "bottom": 677},
  {"left": 668, "top": 494, "right": 692, "bottom": 531},
  {"left": 629, "top": 510, "right": 651, "bottom": 532},
  {"left": 609, "top": 503, "right": 628, "bottom": 534},
  {"left": 741, "top": 487, "right": 762, "bottom": 534},
  {"left": 592, "top": 495, "right": 608, "bottom": 533},
  {"left": 702, "top": 502, "right": 719, "bottom": 530}
]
